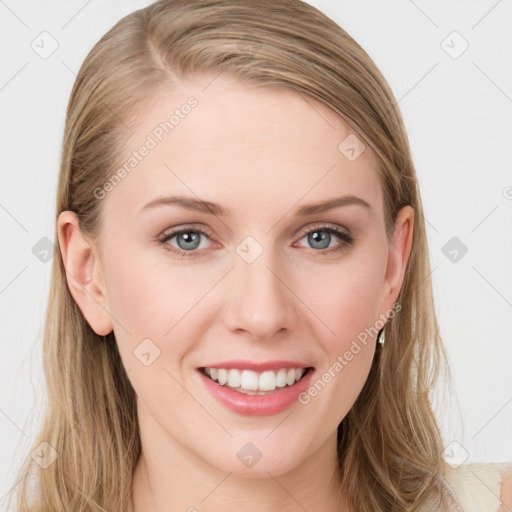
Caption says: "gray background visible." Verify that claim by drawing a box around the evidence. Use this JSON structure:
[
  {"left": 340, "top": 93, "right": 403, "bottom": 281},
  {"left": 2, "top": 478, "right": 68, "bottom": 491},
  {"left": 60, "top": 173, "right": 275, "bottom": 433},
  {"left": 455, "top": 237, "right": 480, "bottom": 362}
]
[{"left": 1, "top": 0, "right": 511, "bottom": 504}]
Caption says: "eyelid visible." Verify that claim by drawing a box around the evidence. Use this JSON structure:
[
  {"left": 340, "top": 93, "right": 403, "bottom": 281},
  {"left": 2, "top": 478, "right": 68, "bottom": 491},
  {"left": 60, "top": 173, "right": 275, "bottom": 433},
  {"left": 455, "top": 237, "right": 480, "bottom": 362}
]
[
  {"left": 158, "top": 223, "right": 216, "bottom": 240},
  {"left": 158, "top": 222, "right": 350, "bottom": 242},
  {"left": 295, "top": 221, "right": 351, "bottom": 240}
]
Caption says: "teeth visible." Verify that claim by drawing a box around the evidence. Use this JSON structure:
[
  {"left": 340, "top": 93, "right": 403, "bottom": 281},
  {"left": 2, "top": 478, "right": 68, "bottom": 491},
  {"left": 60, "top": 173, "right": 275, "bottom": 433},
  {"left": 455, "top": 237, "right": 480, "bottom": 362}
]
[
  {"left": 276, "top": 368, "right": 288, "bottom": 388},
  {"left": 228, "top": 369, "right": 241, "bottom": 388},
  {"left": 259, "top": 370, "right": 277, "bottom": 391},
  {"left": 240, "top": 369, "right": 259, "bottom": 390},
  {"left": 217, "top": 369, "right": 228, "bottom": 386},
  {"left": 203, "top": 367, "right": 307, "bottom": 393}
]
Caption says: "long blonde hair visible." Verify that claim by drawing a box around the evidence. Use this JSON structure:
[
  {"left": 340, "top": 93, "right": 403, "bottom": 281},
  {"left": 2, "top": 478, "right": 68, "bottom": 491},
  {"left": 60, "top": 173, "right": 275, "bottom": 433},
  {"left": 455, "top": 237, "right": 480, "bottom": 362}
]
[{"left": 9, "top": 0, "right": 456, "bottom": 510}]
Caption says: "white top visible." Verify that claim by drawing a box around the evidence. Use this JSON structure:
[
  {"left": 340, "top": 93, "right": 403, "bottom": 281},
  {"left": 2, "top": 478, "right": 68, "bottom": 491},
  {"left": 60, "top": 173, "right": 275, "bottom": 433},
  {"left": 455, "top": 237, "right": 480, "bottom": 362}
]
[{"left": 444, "top": 462, "right": 511, "bottom": 511}]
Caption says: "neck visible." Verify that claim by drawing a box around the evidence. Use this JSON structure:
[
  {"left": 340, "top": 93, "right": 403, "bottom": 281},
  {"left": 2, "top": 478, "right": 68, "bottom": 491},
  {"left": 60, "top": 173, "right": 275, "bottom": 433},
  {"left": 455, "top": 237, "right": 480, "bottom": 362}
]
[{"left": 131, "top": 406, "right": 349, "bottom": 511}]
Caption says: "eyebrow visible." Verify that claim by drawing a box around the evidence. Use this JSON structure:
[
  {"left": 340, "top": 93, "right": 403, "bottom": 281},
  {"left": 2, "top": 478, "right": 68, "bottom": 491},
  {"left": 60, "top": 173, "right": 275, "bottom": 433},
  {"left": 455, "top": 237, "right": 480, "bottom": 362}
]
[
  {"left": 140, "top": 195, "right": 228, "bottom": 216},
  {"left": 139, "top": 194, "right": 372, "bottom": 216},
  {"left": 295, "top": 195, "right": 371, "bottom": 215}
]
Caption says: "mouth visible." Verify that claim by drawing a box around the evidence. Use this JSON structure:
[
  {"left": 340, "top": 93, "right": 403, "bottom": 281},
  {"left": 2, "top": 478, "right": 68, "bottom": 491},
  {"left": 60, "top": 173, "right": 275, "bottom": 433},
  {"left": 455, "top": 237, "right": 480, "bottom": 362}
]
[{"left": 198, "top": 366, "right": 314, "bottom": 395}]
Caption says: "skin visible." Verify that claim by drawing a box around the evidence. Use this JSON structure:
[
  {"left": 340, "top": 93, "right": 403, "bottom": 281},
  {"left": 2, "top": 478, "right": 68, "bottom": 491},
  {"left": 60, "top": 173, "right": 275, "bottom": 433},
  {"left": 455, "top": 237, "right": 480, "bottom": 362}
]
[
  {"left": 58, "top": 74, "right": 414, "bottom": 512},
  {"left": 501, "top": 469, "right": 512, "bottom": 511}
]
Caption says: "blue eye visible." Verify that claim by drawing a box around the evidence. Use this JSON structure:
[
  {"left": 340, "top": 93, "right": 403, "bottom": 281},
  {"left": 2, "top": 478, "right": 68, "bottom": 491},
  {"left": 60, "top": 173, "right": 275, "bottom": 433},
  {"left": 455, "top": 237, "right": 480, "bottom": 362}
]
[
  {"left": 159, "top": 228, "right": 212, "bottom": 258},
  {"left": 296, "top": 225, "right": 354, "bottom": 253},
  {"left": 307, "top": 229, "right": 333, "bottom": 249},
  {"left": 173, "top": 231, "right": 202, "bottom": 251},
  {"left": 158, "top": 223, "right": 354, "bottom": 258}
]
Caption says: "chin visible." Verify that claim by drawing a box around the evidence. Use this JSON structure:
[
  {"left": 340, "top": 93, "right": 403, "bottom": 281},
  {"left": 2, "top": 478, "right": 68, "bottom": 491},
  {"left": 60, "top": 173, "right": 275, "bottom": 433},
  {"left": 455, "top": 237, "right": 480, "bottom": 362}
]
[{"left": 199, "top": 437, "right": 312, "bottom": 479}]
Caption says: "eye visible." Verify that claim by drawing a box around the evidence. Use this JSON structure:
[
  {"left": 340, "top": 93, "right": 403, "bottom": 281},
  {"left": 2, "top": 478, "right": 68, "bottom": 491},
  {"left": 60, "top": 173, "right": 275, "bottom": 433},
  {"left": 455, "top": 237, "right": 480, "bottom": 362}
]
[
  {"left": 157, "top": 222, "right": 355, "bottom": 259},
  {"left": 294, "top": 223, "right": 354, "bottom": 253},
  {"left": 158, "top": 227, "right": 214, "bottom": 258}
]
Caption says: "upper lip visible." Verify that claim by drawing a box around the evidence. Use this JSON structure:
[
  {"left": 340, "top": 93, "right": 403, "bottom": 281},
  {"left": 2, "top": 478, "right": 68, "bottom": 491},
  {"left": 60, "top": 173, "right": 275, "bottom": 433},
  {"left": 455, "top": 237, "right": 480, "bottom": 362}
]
[{"left": 198, "top": 360, "right": 314, "bottom": 372}]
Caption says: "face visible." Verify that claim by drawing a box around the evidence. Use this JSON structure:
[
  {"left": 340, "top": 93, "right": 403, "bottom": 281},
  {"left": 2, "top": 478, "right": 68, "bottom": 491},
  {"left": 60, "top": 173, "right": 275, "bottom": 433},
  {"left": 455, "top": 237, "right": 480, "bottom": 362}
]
[{"left": 59, "top": 74, "right": 413, "bottom": 479}]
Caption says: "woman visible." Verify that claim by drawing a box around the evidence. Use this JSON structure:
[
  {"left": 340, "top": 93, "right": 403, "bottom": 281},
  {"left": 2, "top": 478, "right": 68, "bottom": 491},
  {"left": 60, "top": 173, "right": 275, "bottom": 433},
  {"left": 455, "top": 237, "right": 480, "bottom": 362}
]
[{"left": 7, "top": 0, "right": 511, "bottom": 510}]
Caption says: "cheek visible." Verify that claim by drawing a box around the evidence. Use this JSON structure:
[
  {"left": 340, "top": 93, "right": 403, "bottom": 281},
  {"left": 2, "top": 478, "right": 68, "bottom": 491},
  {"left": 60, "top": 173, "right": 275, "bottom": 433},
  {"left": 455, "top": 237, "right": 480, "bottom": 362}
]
[
  {"left": 104, "top": 243, "right": 210, "bottom": 336},
  {"left": 102, "top": 249, "right": 212, "bottom": 407},
  {"left": 298, "top": 251, "right": 386, "bottom": 349},
  {"left": 102, "top": 242, "right": 233, "bottom": 387},
  {"left": 293, "top": 250, "right": 386, "bottom": 412},
  {"left": 294, "top": 261, "right": 383, "bottom": 423}
]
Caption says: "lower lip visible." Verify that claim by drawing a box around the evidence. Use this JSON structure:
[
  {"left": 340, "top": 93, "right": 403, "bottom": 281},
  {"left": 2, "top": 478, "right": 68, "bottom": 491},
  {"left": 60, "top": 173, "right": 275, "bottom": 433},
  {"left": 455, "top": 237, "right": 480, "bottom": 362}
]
[{"left": 197, "top": 368, "right": 314, "bottom": 416}]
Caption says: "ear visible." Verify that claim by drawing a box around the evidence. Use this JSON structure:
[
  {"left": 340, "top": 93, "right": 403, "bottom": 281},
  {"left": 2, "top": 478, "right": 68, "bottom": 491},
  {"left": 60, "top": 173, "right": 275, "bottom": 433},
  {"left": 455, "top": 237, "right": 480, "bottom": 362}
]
[
  {"left": 57, "top": 211, "right": 113, "bottom": 336},
  {"left": 380, "top": 205, "right": 414, "bottom": 313}
]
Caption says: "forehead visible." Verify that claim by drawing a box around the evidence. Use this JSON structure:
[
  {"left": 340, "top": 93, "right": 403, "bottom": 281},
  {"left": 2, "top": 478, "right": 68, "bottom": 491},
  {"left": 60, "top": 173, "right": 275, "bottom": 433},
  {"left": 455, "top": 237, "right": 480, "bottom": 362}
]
[{"left": 102, "top": 74, "right": 382, "bottom": 222}]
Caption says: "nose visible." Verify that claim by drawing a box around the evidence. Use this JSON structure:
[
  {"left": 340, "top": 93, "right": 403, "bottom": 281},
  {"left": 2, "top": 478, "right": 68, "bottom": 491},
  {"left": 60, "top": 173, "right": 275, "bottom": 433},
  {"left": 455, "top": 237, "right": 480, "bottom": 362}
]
[{"left": 222, "top": 248, "right": 297, "bottom": 341}]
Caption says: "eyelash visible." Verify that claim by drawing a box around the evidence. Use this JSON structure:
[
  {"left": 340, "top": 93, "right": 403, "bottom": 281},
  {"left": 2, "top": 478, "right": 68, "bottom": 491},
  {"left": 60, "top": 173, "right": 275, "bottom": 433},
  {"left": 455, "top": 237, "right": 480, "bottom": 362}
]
[{"left": 157, "top": 222, "right": 355, "bottom": 259}]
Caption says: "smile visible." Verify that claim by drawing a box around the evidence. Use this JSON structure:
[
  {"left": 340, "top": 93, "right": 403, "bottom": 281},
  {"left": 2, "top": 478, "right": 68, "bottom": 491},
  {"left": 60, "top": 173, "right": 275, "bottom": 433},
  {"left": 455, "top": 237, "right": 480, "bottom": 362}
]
[
  {"left": 197, "top": 365, "right": 315, "bottom": 416},
  {"left": 201, "top": 367, "right": 311, "bottom": 394}
]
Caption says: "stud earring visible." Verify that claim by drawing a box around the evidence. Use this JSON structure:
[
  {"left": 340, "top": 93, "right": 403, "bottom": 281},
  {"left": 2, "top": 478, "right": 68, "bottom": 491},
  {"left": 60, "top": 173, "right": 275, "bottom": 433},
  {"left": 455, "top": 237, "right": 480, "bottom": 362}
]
[{"left": 377, "top": 328, "right": 386, "bottom": 346}]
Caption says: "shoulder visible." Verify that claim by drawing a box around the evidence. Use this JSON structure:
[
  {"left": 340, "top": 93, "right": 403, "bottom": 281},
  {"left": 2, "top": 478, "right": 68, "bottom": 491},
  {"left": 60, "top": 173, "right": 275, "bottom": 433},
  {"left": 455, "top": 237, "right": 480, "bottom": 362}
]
[
  {"left": 501, "top": 468, "right": 512, "bottom": 511},
  {"left": 443, "top": 462, "right": 512, "bottom": 512}
]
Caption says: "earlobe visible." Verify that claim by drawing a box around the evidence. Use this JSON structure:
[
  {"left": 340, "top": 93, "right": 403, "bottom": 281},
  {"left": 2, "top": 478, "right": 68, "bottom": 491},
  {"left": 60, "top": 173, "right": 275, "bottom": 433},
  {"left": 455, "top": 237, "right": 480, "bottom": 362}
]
[
  {"left": 57, "top": 211, "right": 113, "bottom": 336},
  {"left": 382, "top": 205, "right": 414, "bottom": 307}
]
